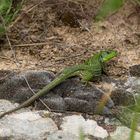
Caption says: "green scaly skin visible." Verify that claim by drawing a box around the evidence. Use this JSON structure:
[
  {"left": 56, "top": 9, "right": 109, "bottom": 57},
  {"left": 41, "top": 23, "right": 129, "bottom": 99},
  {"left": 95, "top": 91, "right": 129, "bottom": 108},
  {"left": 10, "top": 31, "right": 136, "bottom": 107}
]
[{"left": 0, "top": 50, "right": 117, "bottom": 118}]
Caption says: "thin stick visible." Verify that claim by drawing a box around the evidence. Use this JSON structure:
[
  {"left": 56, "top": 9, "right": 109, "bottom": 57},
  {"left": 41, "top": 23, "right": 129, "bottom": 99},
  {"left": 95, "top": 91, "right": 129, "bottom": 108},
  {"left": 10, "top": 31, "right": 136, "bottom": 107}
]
[
  {"left": 23, "top": 77, "right": 51, "bottom": 111},
  {"left": 13, "top": 42, "right": 48, "bottom": 47},
  {"left": 1, "top": 14, "right": 50, "bottom": 111},
  {"left": 3, "top": 36, "right": 59, "bottom": 47},
  {"left": 0, "top": 56, "right": 14, "bottom": 61}
]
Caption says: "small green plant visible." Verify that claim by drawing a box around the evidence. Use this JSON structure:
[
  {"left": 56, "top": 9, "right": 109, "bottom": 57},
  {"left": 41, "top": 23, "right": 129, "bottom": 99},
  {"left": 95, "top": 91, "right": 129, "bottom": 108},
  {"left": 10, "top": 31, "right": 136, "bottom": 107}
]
[
  {"left": 136, "top": 0, "right": 140, "bottom": 5},
  {"left": 0, "top": 0, "right": 24, "bottom": 34},
  {"left": 129, "top": 92, "right": 140, "bottom": 140},
  {"left": 79, "top": 128, "right": 85, "bottom": 140},
  {"left": 0, "top": 0, "right": 12, "bottom": 33},
  {"left": 96, "top": 0, "right": 125, "bottom": 21},
  {"left": 0, "top": 0, "right": 12, "bottom": 15},
  {"left": 96, "top": 0, "right": 140, "bottom": 21}
]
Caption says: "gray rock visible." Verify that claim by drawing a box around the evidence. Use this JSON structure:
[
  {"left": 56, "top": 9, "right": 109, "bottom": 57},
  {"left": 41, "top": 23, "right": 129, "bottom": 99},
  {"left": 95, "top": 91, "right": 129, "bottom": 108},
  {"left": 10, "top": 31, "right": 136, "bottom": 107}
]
[
  {"left": 0, "top": 70, "right": 114, "bottom": 114},
  {"left": 130, "top": 64, "right": 140, "bottom": 77},
  {"left": 109, "top": 77, "right": 137, "bottom": 106},
  {"left": 110, "top": 88, "right": 135, "bottom": 106},
  {"left": 125, "top": 77, "right": 140, "bottom": 93},
  {"left": 123, "top": 77, "right": 140, "bottom": 111},
  {"left": 0, "top": 70, "right": 55, "bottom": 103}
]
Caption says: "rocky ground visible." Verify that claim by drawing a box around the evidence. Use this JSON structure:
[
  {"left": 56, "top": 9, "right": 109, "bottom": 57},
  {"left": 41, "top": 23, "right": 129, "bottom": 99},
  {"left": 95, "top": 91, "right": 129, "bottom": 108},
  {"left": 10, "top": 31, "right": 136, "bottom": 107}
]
[
  {"left": 0, "top": 67, "right": 140, "bottom": 139},
  {"left": 0, "top": 0, "right": 140, "bottom": 140}
]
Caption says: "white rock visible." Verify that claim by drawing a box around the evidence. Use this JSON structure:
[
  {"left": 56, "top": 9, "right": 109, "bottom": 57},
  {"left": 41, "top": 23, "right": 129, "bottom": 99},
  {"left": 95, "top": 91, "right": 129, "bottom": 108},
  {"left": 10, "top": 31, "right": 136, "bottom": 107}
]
[
  {"left": 47, "top": 131, "right": 83, "bottom": 140},
  {"left": 61, "top": 115, "right": 108, "bottom": 139},
  {"left": 0, "top": 110, "right": 58, "bottom": 140},
  {"left": 0, "top": 100, "right": 108, "bottom": 140},
  {"left": 110, "top": 126, "right": 140, "bottom": 140},
  {"left": 125, "top": 77, "right": 140, "bottom": 92},
  {"left": 0, "top": 99, "right": 31, "bottom": 115},
  {"left": 9, "top": 111, "right": 42, "bottom": 120},
  {"left": 0, "top": 99, "right": 19, "bottom": 112}
]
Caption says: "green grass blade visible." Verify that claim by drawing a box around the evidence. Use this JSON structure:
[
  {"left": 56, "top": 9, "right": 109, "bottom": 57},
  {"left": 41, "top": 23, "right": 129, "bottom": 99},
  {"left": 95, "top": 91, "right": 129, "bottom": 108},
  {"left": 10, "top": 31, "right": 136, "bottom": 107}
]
[
  {"left": 0, "top": 25, "right": 5, "bottom": 33},
  {"left": 96, "top": 0, "right": 125, "bottom": 21},
  {"left": 129, "top": 94, "right": 140, "bottom": 140},
  {"left": 0, "top": 0, "right": 24, "bottom": 35},
  {"left": 0, "top": 0, "right": 12, "bottom": 15}
]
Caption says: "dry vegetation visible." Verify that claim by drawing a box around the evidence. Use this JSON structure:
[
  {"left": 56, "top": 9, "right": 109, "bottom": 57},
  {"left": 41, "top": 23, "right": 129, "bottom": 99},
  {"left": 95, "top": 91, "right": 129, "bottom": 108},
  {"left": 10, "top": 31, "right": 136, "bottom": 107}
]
[{"left": 0, "top": 0, "right": 139, "bottom": 77}]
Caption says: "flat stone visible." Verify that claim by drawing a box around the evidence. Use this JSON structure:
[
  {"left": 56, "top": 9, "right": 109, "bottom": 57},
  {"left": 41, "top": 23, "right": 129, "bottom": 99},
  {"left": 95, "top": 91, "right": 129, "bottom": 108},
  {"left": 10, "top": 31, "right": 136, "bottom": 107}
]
[
  {"left": 0, "top": 99, "right": 18, "bottom": 112},
  {"left": 47, "top": 131, "right": 82, "bottom": 140},
  {"left": 0, "top": 110, "right": 58, "bottom": 140},
  {"left": 0, "top": 70, "right": 114, "bottom": 114},
  {"left": 61, "top": 115, "right": 108, "bottom": 139}
]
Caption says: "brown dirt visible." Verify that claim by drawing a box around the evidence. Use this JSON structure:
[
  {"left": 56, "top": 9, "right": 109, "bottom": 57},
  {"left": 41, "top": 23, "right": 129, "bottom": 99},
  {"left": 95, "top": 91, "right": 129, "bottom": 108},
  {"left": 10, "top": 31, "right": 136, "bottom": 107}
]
[{"left": 0, "top": 0, "right": 139, "bottom": 78}]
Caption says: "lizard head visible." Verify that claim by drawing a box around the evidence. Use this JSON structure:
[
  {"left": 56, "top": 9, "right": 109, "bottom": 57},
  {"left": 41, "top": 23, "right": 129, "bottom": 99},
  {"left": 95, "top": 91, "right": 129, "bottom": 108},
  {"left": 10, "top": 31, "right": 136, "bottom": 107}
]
[{"left": 99, "top": 50, "right": 117, "bottom": 62}]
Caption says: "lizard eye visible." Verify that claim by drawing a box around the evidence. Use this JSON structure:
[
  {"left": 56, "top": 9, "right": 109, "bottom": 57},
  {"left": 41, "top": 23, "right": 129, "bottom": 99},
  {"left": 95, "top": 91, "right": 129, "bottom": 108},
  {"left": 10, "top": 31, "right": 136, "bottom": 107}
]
[
  {"left": 106, "top": 51, "right": 111, "bottom": 54},
  {"left": 99, "top": 51, "right": 111, "bottom": 62},
  {"left": 99, "top": 53, "right": 104, "bottom": 61},
  {"left": 101, "top": 51, "right": 110, "bottom": 57}
]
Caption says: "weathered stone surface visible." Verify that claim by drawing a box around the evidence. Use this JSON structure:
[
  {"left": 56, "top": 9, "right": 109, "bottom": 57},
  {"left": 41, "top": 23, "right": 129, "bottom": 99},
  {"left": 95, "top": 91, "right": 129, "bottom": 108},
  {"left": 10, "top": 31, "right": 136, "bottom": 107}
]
[
  {"left": 61, "top": 115, "right": 109, "bottom": 139},
  {"left": 1, "top": 68, "right": 140, "bottom": 139},
  {"left": 0, "top": 70, "right": 55, "bottom": 103},
  {"left": 47, "top": 131, "right": 81, "bottom": 140},
  {"left": 0, "top": 106, "right": 58, "bottom": 140},
  {"left": 125, "top": 77, "right": 140, "bottom": 94},
  {"left": 0, "top": 100, "right": 108, "bottom": 140},
  {"left": 0, "top": 99, "right": 19, "bottom": 112},
  {"left": 0, "top": 70, "right": 114, "bottom": 114},
  {"left": 130, "top": 64, "right": 140, "bottom": 77},
  {"left": 110, "top": 88, "right": 135, "bottom": 106}
]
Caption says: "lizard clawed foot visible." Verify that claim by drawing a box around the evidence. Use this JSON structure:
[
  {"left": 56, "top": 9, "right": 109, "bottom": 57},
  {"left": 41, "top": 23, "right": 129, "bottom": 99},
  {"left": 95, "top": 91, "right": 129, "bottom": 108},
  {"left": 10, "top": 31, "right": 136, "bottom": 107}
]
[{"left": 80, "top": 80, "right": 94, "bottom": 87}]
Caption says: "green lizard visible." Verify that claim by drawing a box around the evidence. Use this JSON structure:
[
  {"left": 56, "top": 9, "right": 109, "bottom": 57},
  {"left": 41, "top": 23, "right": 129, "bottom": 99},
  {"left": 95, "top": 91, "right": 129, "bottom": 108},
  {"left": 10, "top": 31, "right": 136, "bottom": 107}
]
[{"left": 0, "top": 50, "right": 117, "bottom": 118}]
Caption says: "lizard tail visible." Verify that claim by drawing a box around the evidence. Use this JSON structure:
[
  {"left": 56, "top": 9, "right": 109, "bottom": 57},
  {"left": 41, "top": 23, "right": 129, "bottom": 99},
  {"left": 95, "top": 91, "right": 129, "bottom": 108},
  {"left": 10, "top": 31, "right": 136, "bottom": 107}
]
[{"left": 0, "top": 65, "right": 92, "bottom": 118}]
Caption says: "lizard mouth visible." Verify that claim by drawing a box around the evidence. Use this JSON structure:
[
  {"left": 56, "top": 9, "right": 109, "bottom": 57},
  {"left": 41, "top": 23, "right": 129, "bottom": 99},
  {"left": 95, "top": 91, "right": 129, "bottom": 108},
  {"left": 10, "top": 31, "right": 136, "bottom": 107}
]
[{"left": 102, "top": 50, "right": 117, "bottom": 62}]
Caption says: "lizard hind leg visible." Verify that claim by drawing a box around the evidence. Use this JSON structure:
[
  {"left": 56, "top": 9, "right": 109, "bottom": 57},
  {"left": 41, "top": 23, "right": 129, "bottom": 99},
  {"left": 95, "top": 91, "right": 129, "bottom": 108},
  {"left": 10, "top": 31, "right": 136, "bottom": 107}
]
[
  {"left": 80, "top": 71, "right": 94, "bottom": 83},
  {"left": 80, "top": 69, "right": 102, "bottom": 86},
  {"left": 79, "top": 71, "right": 96, "bottom": 87}
]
